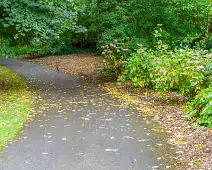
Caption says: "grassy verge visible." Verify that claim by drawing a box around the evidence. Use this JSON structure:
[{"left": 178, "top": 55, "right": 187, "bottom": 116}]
[{"left": 0, "top": 66, "right": 33, "bottom": 151}]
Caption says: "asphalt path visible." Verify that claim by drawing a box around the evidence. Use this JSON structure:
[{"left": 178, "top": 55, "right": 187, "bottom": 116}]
[{"left": 0, "top": 58, "right": 175, "bottom": 170}]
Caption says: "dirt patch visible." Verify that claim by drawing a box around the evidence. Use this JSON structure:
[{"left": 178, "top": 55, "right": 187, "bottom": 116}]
[{"left": 22, "top": 54, "right": 212, "bottom": 170}]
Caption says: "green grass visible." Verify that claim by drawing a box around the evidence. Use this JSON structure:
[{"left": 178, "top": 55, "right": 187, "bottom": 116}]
[{"left": 0, "top": 66, "right": 33, "bottom": 151}]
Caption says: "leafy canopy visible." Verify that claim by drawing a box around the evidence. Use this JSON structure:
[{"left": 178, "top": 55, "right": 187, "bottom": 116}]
[
  {"left": 0, "top": 0, "right": 86, "bottom": 44},
  {"left": 78, "top": 0, "right": 211, "bottom": 48}
]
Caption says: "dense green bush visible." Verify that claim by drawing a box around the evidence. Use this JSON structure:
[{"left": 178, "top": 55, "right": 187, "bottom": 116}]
[
  {"left": 11, "top": 33, "right": 77, "bottom": 57},
  {"left": 101, "top": 38, "right": 211, "bottom": 98},
  {"left": 27, "top": 45, "right": 53, "bottom": 57},
  {"left": 100, "top": 39, "right": 131, "bottom": 75},
  {"left": 0, "top": 37, "right": 14, "bottom": 58},
  {"left": 12, "top": 46, "right": 32, "bottom": 56},
  {"left": 11, "top": 45, "right": 53, "bottom": 57},
  {"left": 52, "top": 42, "right": 74, "bottom": 55},
  {"left": 187, "top": 86, "right": 212, "bottom": 128},
  {"left": 10, "top": 41, "right": 77, "bottom": 58},
  {"left": 121, "top": 44, "right": 211, "bottom": 97},
  {"left": 50, "top": 34, "right": 76, "bottom": 55}
]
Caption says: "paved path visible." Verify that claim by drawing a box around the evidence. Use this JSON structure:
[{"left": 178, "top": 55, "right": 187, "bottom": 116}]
[{"left": 0, "top": 58, "right": 175, "bottom": 170}]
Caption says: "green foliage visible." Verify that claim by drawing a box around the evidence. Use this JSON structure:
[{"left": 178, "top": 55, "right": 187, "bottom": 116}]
[
  {"left": 52, "top": 43, "right": 73, "bottom": 55},
  {"left": 203, "top": 62, "right": 212, "bottom": 79},
  {"left": 100, "top": 34, "right": 211, "bottom": 128},
  {"left": 80, "top": 0, "right": 211, "bottom": 48},
  {"left": 187, "top": 86, "right": 212, "bottom": 128},
  {"left": 0, "top": 0, "right": 86, "bottom": 45},
  {"left": 11, "top": 41, "right": 76, "bottom": 57},
  {"left": 99, "top": 39, "right": 131, "bottom": 75},
  {"left": 118, "top": 46, "right": 152, "bottom": 88},
  {"left": 27, "top": 45, "right": 52, "bottom": 57},
  {"left": 50, "top": 33, "right": 77, "bottom": 55},
  {"left": 11, "top": 39, "right": 78, "bottom": 57},
  {"left": 120, "top": 42, "right": 211, "bottom": 97},
  {"left": 12, "top": 46, "right": 34, "bottom": 56},
  {"left": 0, "top": 0, "right": 89, "bottom": 57},
  {"left": 1, "top": 0, "right": 210, "bottom": 55},
  {"left": 11, "top": 45, "right": 52, "bottom": 57},
  {"left": 0, "top": 37, "right": 14, "bottom": 58}
]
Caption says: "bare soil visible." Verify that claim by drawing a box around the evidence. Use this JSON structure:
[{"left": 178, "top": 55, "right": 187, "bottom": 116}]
[{"left": 22, "top": 54, "right": 212, "bottom": 170}]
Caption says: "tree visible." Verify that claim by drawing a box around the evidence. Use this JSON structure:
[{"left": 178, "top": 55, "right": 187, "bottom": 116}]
[
  {"left": 77, "top": 0, "right": 211, "bottom": 48},
  {"left": 0, "top": 0, "right": 86, "bottom": 45}
]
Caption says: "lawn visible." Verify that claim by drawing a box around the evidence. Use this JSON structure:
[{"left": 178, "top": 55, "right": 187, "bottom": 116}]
[{"left": 0, "top": 66, "right": 33, "bottom": 151}]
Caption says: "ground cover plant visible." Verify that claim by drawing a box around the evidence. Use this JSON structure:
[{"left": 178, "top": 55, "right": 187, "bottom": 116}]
[{"left": 0, "top": 66, "right": 33, "bottom": 150}]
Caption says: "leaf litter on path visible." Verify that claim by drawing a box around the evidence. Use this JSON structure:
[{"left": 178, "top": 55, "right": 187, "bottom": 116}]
[{"left": 22, "top": 54, "right": 212, "bottom": 170}]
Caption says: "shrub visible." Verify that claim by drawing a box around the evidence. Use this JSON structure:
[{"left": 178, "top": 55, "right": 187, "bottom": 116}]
[
  {"left": 118, "top": 45, "right": 152, "bottom": 87},
  {"left": 187, "top": 86, "right": 212, "bottom": 128},
  {"left": 52, "top": 42, "right": 76, "bottom": 55},
  {"left": 119, "top": 42, "right": 211, "bottom": 97},
  {"left": 27, "top": 45, "right": 52, "bottom": 57},
  {"left": 9, "top": 45, "right": 53, "bottom": 58},
  {"left": 0, "top": 37, "right": 15, "bottom": 58},
  {"left": 100, "top": 39, "right": 131, "bottom": 75},
  {"left": 12, "top": 46, "right": 33, "bottom": 56}
]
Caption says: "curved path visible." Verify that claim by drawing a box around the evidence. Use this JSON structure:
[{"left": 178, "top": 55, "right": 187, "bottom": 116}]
[{"left": 0, "top": 58, "right": 175, "bottom": 170}]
